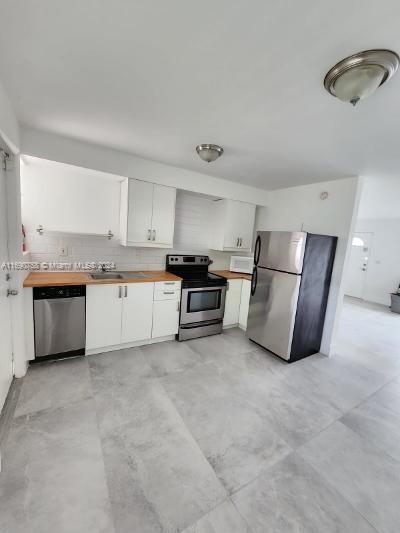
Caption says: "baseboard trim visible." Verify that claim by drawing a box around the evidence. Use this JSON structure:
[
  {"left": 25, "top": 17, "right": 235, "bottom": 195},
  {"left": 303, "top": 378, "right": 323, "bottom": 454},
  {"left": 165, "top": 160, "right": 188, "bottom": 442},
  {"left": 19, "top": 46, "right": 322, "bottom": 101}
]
[
  {"left": 85, "top": 335, "right": 175, "bottom": 356},
  {"left": 222, "top": 323, "right": 247, "bottom": 331}
]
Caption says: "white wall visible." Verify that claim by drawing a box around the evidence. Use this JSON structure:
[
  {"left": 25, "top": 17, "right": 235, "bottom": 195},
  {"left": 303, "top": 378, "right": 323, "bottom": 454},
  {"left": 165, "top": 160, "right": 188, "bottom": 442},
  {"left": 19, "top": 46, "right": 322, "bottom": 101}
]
[
  {"left": 357, "top": 176, "right": 400, "bottom": 220},
  {"left": 255, "top": 176, "right": 362, "bottom": 356},
  {"left": 0, "top": 80, "right": 19, "bottom": 152},
  {"left": 25, "top": 190, "right": 235, "bottom": 271},
  {"left": 349, "top": 176, "right": 400, "bottom": 306},
  {"left": 21, "top": 127, "right": 271, "bottom": 206},
  {"left": 353, "top": 219, "right": 400, "bottom": 305}
]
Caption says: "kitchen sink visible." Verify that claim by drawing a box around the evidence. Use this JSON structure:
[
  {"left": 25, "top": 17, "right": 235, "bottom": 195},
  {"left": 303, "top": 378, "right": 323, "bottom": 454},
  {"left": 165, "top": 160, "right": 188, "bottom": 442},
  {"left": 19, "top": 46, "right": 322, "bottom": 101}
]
[
  {"left": 90, "top": 273, "right": 124, "bottom": 280},
  {"left": 89, "top": 271, "right": 150, "bottom": 280},
  {"left": 119, "top": 271, "right": 150, "bottom": 279}
]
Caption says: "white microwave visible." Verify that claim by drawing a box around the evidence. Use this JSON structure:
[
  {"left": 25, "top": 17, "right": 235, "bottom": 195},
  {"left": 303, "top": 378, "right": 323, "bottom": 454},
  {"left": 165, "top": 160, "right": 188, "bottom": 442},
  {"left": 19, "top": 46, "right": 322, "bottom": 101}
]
[{"left": 230, "top": 256, "right": 254, "bottom": 274}]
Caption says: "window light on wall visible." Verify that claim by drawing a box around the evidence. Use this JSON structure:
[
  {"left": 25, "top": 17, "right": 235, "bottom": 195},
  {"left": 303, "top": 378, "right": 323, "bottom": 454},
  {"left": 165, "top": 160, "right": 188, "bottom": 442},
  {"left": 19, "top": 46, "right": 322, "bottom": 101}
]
[{"left": 352, "top": 236, "right": 365, "bottom": 247}]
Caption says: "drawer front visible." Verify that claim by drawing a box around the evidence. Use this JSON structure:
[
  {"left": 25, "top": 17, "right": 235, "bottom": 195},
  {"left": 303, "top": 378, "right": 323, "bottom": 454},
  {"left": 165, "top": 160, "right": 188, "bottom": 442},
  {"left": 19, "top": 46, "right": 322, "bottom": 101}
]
[
  {"left": 154, "top": 289, "right": 181, "bottom": 301},
  {"left": 155, "top": 281, "right": 181, "bottom": 291}
]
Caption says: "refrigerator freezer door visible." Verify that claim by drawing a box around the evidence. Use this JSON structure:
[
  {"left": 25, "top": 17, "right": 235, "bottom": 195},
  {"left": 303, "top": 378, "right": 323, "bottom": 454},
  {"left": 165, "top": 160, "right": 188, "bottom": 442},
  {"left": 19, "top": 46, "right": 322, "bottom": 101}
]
[
  {"left": 257, "top": 231, "right": 307, "bottom": 274},
  {"left": 246, "top": 268, "right": 301, "bottom": 360}
]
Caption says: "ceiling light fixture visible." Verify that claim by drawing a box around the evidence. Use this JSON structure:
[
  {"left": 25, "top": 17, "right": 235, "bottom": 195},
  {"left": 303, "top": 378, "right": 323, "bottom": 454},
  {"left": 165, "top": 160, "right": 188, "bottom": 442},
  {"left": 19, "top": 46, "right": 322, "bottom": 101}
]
[
  {"left": 196, "top": 144, "right": 224, "bottom": 163},
  {"left": 324, "top": 49, "right": 399, "bottom": 106}
]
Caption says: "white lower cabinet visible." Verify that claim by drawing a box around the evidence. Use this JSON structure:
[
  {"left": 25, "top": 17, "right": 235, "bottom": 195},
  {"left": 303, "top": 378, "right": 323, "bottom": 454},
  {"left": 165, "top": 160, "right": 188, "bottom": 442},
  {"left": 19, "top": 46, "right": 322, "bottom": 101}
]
[
  {"left": 239, "top": 279, "right": 251, "bottom": 330},
  {"left": 86, "top": 282, "right": 154, "bottom": 350},
  {"left": 86, "top": 280, "right": 181, "bottom": 352},
  {"left": 86, "top": 284, "right": 123, "bottom": 350},
  {"left": 121, "top": 283, "right": 154, "bottom": 343},
  {"left": 223, "top": 279, "right": 243, "bottom": 327},
  {"left": 152, "top": 299, "right": 179, "bottom": 338},
  {"left": 152, "top": 282, "right": 181, "bottom": 338}
]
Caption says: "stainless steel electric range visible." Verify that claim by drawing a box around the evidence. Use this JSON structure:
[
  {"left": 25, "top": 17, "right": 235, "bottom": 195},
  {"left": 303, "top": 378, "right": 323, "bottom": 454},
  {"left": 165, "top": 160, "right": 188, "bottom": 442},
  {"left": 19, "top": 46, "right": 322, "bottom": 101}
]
[{"left": 166, "top": 255, "right": 228, "bottom": 341}]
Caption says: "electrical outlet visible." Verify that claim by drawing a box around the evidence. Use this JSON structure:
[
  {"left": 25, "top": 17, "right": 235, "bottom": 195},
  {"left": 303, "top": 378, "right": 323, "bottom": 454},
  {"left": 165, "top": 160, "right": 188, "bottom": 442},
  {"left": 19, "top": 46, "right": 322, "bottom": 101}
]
[{"left": 58, "top": 245, "right": 68, "bottom": 257}]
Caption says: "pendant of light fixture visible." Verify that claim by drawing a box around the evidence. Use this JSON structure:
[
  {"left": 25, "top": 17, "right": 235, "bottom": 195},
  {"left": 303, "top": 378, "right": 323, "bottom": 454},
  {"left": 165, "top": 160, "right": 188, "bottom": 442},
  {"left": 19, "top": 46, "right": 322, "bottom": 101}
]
[
  {"left": 324, "top": 49, "right": 399, "bottom": 106},
  {"left": 196, "top": 144, "right": 224, "bottom": 163}
]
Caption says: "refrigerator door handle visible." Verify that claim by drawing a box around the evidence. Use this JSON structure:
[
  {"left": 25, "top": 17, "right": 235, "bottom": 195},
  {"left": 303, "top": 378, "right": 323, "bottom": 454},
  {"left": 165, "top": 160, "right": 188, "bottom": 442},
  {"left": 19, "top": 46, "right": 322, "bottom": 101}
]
[
  {"left": 254, "top": 235, "right": 261, "bottom": 266},
  {"left": 251, "top": 266, "right": 258, "bottom": 296}
]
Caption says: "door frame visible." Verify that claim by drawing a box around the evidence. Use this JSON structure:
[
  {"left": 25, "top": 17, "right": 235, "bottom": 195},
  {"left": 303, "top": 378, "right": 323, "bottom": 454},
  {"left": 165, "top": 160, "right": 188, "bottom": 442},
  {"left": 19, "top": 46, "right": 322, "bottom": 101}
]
[
  {"left": 0, "top": 142, "right": 15, "bottom": 412},
  {"left": 0, "top": 134, "right": 27, "bottom": 383}
]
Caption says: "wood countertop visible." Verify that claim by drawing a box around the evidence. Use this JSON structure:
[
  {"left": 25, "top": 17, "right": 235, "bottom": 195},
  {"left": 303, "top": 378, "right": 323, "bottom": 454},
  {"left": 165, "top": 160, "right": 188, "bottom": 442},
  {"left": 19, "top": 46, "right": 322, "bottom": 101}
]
[
  {"left": 212, "top": 270, "right": 252, "bottom": 281},
  {"left": 23, "top": 271, "right": 182, "bottom": 288},
  {"left": 23, "top": 269, "right": 251, "bottom": 288}
]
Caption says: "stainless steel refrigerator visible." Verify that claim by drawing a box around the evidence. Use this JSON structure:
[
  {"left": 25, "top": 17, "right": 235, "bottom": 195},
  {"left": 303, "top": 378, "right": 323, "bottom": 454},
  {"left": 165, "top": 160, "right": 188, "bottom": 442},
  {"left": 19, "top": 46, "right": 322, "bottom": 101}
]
[{"left": 246, "top": 231, "right": 337, "bottom": 362}]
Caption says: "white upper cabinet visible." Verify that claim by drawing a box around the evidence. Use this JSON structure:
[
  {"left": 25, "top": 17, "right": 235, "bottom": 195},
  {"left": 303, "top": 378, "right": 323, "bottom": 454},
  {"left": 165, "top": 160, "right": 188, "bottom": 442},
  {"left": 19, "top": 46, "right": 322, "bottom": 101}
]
[
  {"left": 211, "top": 199, "right": 256, "bottom": 252},
  {"left": 21, "top": 156, "right": 120, "bottom": 238},
  {"left": 120, "top": 178, "right": 176, "bottom": 247},
  {"left": 126, "top": 179, "right": 154, "bottom": 243},
  {"left": 151, "top": 184, "right": 177, "bottom": 245}
]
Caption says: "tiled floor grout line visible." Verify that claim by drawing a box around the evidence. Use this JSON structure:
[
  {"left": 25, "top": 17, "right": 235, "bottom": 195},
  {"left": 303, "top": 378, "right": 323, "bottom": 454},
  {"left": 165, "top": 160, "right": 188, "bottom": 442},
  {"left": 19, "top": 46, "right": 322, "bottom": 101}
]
[
  {"left": 151, "top": 342, "right": 299, "bottom": 504},
  {"left": 145, "top": 346, "right": 262, "bottom": 533},
  {"left": 4, "top": 298, "right": 400, "bottom": 532},
  {"left": 149, "top": 329, "right": 400, "bottom": 514},
  {"left": 297, "top": 451, "right": 381, "bottom": 533},
  {"left": 12, "top": 391, "right": 94, "bottom": 422},
  {"left": 343, "top": 370, "right": 400, "bottom": 414},
  {"left": 228, "top": 495, "right": 257, "bottom": 533},
  {"left": 0, "top": 378, "right": 22, "bottom": 462},
  {"left": 86, "top": 359, "right": 119, "bottom": 533},
  {"left": 92, "top": 349, "right": 231, "bottom": 533},
  {"left": 288, "top": 368, "right": 400, "bottom": 464}
]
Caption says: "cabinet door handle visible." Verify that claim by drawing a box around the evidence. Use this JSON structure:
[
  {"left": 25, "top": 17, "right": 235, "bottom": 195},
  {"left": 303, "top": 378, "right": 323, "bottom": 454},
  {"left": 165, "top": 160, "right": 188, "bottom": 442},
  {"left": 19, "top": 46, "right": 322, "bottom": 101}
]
[
  {"left": 152, "top": 229, "right": 156, "bottom": 241},
  {"left": 147, "top": 229, "right": 151, "bottom": 240},
  {"left": 118, "top": 286, "right": 122, "bottom": 298},
  {"left": 124, "top": 285, "right": 128, "bottom": 297},
  {"left": 163, "top": 291, "right": 175, "bottom": 295},
  {"left": 239, "top": 237, "right": 242, "bottom": 247},
  {"left": 164, "top": 282, "right": 175, "bottom": 285},
  {"left": 236, "top": 237, "right": 239, "bottom": 247},
  {"left": 176, "top": 301, "right": 180, "bottom": 311}
]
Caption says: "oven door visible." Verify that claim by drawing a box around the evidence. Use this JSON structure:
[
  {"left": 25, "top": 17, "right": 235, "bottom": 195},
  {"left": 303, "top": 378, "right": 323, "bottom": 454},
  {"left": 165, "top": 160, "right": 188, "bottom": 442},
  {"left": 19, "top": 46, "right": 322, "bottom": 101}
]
[{"left": 180, "top": 286, "right": 226, "bottom": 324}]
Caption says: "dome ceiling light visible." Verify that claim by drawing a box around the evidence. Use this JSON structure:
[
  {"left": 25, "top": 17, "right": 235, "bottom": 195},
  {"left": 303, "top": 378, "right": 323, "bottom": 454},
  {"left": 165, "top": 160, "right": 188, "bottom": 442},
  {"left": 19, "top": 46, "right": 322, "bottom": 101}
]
[
  {"left": 324, "top": 49, "right": 399, "bottom": 106},
  {"left": 196, "top": 144, "right": 224, "bottom": 163}
]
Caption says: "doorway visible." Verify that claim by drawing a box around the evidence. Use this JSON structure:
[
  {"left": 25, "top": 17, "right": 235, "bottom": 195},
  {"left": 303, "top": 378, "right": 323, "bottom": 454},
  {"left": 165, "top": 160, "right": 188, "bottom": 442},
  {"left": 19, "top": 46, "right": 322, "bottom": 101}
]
[
  {"left": 345, "top": 232, "right": 373, "bottom": 300},
  {"left": 0, "top": 147, "right": 14, "bottom": 411}
]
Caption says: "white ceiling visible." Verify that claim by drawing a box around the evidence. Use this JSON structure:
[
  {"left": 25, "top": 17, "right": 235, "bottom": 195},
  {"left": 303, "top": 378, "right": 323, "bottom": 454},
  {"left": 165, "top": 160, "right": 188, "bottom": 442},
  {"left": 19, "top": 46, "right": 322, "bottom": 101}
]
[{"left": 2, "top": 0, "right": 400, "bottom": 190}]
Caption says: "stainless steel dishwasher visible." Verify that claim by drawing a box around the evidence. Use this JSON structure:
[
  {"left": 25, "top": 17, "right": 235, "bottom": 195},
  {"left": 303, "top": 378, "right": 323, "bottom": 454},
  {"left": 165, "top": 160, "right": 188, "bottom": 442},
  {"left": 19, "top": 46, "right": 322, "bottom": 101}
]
[{"left": 33, "top": 285, "right": 86, "bottom": 362}]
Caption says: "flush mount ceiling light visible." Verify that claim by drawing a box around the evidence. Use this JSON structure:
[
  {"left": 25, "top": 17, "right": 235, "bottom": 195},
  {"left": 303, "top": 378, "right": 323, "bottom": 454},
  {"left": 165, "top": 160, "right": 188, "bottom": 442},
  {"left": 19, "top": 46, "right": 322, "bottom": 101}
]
[
  {"left": 324, "top": 49, "right": 399, "bottom": 106},
  {"left": 196, "top": 144, "right": 224, "bottom": 163}
]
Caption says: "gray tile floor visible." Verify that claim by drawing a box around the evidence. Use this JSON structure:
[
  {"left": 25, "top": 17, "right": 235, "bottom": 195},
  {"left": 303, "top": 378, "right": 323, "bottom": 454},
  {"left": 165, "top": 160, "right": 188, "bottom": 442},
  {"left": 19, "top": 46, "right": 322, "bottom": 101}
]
[{"left": 1, "top": 297, "right": 400, "bottom": 532}]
